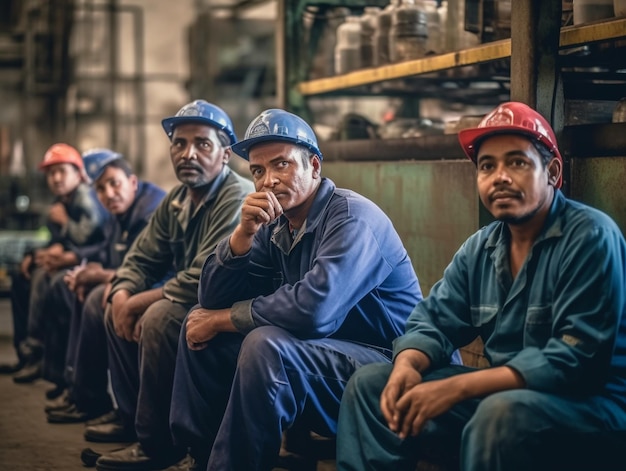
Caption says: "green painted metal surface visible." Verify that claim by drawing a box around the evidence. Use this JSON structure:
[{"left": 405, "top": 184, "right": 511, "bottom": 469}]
[
  {"left": 570, "top": 157, "right": 626, "bottom": 236},
  {"left": 323, "top": 160, "right": 479, "bottom": 295}
]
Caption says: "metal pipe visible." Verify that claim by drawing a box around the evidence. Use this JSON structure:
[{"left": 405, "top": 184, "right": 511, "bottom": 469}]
[{"left": 107, "top": 0, "right": 119, "bottom": 148}]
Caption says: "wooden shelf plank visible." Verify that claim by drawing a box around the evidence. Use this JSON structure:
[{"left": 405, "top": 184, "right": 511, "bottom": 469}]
[{"left": 298, "top": 17, "right": 626, "bottom": 96}]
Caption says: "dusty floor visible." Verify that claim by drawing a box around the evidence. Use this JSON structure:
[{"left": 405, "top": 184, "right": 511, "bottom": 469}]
[
  {"left": 0, "top": 297, "right": 138, "bottom": 471},
  {"left": 0, "top": 297, "right": 336, "bottom": 471}
]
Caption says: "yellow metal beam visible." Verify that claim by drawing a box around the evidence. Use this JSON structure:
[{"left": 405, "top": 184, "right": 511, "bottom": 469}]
[{"left": 298, "top": 17, "right": 626, "bottom": 96}]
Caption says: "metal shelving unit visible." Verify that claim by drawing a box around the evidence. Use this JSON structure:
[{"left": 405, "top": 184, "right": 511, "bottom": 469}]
[{"left": 297, "top": 16, "right": 626, "bottom": 96}]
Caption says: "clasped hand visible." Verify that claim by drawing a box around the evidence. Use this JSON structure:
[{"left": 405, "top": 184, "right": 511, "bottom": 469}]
[
  {"left": 185, "top": 308, "right": 220, "bottom": 351},
  {"left": 381, "top": 362, "right": 460, "bottom": 439},
  {"left": 110, "top": 290, "right": 141, "bottom": 342}
]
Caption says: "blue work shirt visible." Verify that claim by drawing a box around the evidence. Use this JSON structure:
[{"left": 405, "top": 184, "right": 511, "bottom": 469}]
[
  {"left": 200, "top": 177, "right": 422, "bottom": 354},
  {"left": 100, "top": 181, "right": 166, "bottom": 269},
  {"left": 394, "top": 190, "right": 626, "bottom": 408}
]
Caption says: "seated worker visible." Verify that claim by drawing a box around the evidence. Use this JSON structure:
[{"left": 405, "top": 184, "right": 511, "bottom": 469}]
[
  {"left": 1, "top": 143, "right": 108, "bottom": 384},
  {"left": 89, "top": 100, "right": 254, "bottom": 471},
  {"left": 43, "top": 148, "right": 166, "bottom": 423},
  {"left": 168, "top": 108, "right": 427, "bottom": 471},
  {"left": 336, "top": 102, "right": 626, "bottom": 471}
]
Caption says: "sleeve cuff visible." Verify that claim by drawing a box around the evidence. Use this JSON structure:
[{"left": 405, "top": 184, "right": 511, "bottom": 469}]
[{"left": 231, "top": 299, "right": 255, "bottom": 334}]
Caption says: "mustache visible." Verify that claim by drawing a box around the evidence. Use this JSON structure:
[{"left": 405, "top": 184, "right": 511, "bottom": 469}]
[
  {"left": 489, "top": 189, "right": 521, "bottom": 202},
  {"left": 176, "top": 162, "right": 203, "bottom": 172}
]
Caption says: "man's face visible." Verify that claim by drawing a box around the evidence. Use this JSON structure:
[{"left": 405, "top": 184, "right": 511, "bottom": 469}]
[
  {"left": 476, "top": 134, "right": 558, "bottom": 225},
  {"left": 94, "top": 166, "right": 138, "bottom": 215},
  {"left": 45, "top": 163, "right": 82, "bottom": 197},
  {"left": 170, "top": 123, "right": 229, "bottom": 188},
  {"left": 248, "top": 141, "right": 321, "bottom": 216}
]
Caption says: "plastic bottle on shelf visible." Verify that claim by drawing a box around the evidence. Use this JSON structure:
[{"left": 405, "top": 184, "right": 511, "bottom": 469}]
[
  {"left": 438, "top": 0, "right": 449, "bottom": 52},
  {"left": 390, "top": 0, "right": 428, "bottom": 63},
  {"left": 422, "top": 0, "right": 441, "bottom": 55},
  {"left": 335, "top": 16, "right": 362, "bottom": 75},
  {"left": 374, "top": 0, "right": 400, "bottom": 66},
  {"left": 573, "top": 0, "right": 615, "bottom": 24},
  {"left": 310, "top": 7, "right": 350, "bottom": 79},
  {"left": 458, "top": 0, "right": 480, "bottom": 50},
  {"left": 360, "top": 6, "right": 381, "bottom": 69}
]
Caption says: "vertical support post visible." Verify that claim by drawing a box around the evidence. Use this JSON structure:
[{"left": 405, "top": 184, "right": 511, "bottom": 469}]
[
  {"left": 276, "top": 0, "right": 287, "bottom": 109},
  {"left": 107, "top": 0, "right": 119, "bottom": 149},
  {"left": 510, "top": 0, "right": 563, "bottom": 130}
]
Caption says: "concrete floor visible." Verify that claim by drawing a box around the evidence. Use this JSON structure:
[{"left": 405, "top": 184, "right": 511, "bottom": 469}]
[
  {"left": 0, "top": 297, "right": 336, "bottom": 471},
  {"left": 0, "top": 297, "right": 144, "bottom": 471}
]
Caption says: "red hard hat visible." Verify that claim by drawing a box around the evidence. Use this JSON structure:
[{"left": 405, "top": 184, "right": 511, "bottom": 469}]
[
  {"left": 458, "top": 102, "right": 562, "bottom": 188},
  {"left": 38, "top": 143, "right": 84, "bottom": 172}
]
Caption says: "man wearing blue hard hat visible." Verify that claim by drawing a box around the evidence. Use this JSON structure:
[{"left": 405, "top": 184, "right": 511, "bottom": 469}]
[
  {"left": 90, "top": 100, "right": 253, "bottom": 471},
  {"left": 42, "top": 148, "right": 165, "bottom": 426},
  {"left": 169, "top": 108, "right": 428, "bottom": 470}
]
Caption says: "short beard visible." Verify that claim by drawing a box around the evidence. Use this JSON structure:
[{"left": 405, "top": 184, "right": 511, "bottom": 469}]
[{"left": 497, "top": 202, "right": 542, "bottom": 225}]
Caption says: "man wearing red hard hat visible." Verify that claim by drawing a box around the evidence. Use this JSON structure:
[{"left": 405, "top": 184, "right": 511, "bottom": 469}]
[
  {"left": 2, "top": 143, "right": 108, "bottom": 386},
  {"left": 337, "top": 102, "right": 626, "bottom": 471}
]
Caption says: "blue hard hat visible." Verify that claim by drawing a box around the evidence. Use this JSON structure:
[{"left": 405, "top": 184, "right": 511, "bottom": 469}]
[
  {"left": 161, "top": 99, "right": 237, "bottom": 145},
  {"left": 230, "top": 109, "right": 322, "bottom": 161},
  {"left": 82, "top": 148, "right": 124, "bottom": 183}
]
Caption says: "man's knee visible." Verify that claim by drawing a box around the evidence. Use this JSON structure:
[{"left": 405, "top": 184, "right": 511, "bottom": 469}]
[
  {"left": 48, "top": 271, "right": 68, "bottom": 295},
  {"left": 83, "top": 285, "right": 106, "bottom": 321},
  {"left": 237, "top": 326, "right": 288, "bottom": 365},
  {"left": 464, "top": 389, "right": 538, "bottom": 447},
  {"left": 140, "top": 299, "right": 186, "bottom": 346},
  {"left": 30, "top": 267, "right": 49, "bottom": 291},
  {"left": 345, "top": 363, "right": 392, "bottom": 403}
]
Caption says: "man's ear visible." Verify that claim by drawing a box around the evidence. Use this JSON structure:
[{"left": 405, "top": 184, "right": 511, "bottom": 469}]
[
  {"left": 129, "top": 174, "right": 139, "bottom": 191},
  {"left": 311, "top": 155, "right": 322, "bottom": 179},
  {"left": 547, "top": 157, "right": 562, "bottom": 187},
  {"left": 223, "top": 148, "right": 231, "bottom": 164}
]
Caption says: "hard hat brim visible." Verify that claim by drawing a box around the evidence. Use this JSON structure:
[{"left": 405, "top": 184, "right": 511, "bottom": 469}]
[
  {"left": 161, "top": 116, "right": 237, "bottom": 145},
  {"left": 458, "top": 125, "right": 561, "bottom": 163},
  {"left": 85, "top": 153, "right": 123, "bottom": 183},
  {"left": 231, "top": 135, "right": 322, "bottom": 161}
]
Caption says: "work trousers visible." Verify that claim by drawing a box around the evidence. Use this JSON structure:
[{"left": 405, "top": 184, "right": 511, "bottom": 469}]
[
  {"left": 66, "top": 284, "right": 112, "bottom": 413},
  {"left": 42, "top": 272, "right": 76, "bottom": 386},
  {"left": 17, "top": 267, "right": 56, "bottom": 361},
  {"left": 336, "top": 363, "right": 626, "bottom": 471},
  {"left": 9, "top": 271, "right": 30, "bottom": 359},
  {"left": 105, "top": 298, "right": 189, "bottom": 458},
  {"left": 170, "top": 324, "right": 390, "bottom": 471}
]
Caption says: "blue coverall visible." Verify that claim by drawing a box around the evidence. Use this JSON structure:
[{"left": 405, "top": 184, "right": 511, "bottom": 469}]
[{"left": 170, "top": 177, "right": 423, "bottom": 470}]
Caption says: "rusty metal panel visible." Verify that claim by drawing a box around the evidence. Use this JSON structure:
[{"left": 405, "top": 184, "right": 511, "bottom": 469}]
[
  {"left": 570, "top": 157, "right": 626, "bottom": 236},
  {"left": 323, "top": 160, "right": 479, "bottom": 295}
]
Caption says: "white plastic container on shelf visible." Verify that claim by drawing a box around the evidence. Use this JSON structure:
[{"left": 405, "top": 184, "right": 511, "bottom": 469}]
[
  {"left": 438, "top": 0, "right": 448, "bottom": 53},
  {"left": 360, "top": 7, "right": 381, "bottom": 68},
  {"left": 422, "top": 0, "right": 441, "bottom": 55},
  {"left": 615, "top": 0, "right": 626, "bottom": 16},
  {"left": 335, "top": 16, "right": 362, "bottom": 75},
  {"left": 374, "top": 0, "right": 400, "bottom": 66},
  {"left": 573, "top": 0, "right": 615, "bottom": 24},
  {"left": 390, "top": 0, "right": 428, "bottom": 63}
]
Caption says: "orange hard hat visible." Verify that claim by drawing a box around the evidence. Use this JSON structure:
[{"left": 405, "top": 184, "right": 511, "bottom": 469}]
[
  {"left": 458, "top": 102, "right": 562, "bottom": 188},
  {"left": 38, "top": 143, "right": 84, "bottom": 172}
]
